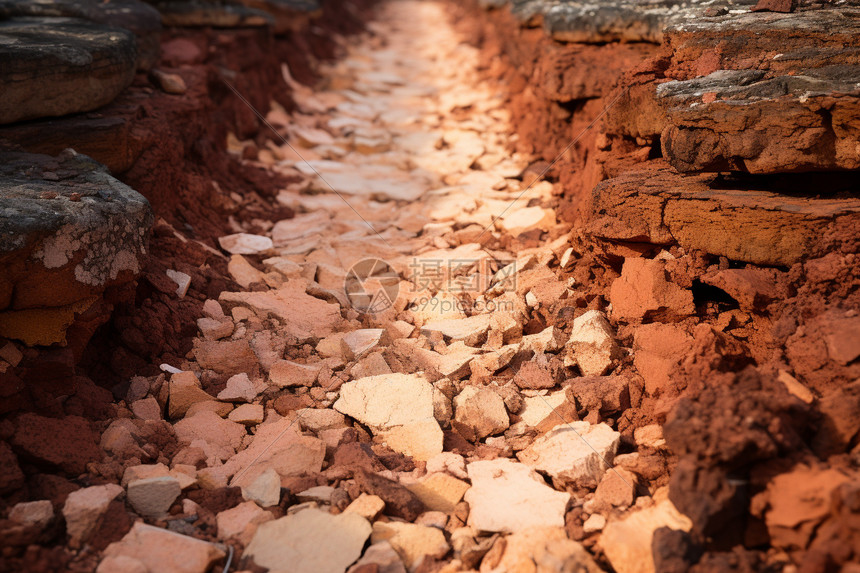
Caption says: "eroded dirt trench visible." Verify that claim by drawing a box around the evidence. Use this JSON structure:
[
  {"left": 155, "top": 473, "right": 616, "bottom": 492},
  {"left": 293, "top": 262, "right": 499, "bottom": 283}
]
[{"left": 2, "top": 0, "right": 860, "bottom": 571}]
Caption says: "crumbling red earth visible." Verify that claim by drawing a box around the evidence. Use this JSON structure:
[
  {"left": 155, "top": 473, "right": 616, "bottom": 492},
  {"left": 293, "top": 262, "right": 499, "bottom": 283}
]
[{"left": 0, "top": 0, "right": 859, "bottom": 572}]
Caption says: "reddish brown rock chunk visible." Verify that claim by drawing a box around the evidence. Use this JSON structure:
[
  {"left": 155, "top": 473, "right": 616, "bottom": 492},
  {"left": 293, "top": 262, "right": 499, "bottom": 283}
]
[{"left": 355, "top": 469, "right": 425, "bottom": 522}]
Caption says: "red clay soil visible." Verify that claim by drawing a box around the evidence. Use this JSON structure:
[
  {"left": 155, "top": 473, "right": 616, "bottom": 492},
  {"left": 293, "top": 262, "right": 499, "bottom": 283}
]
[{"left": 76, "top": 1, "right": 378, "bottom": 385}]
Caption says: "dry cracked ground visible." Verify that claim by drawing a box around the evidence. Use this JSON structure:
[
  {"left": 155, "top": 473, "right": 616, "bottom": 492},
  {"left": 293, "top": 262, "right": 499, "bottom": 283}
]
[{"left": 1, "top": 0, "right": 860, "bottom": 572}]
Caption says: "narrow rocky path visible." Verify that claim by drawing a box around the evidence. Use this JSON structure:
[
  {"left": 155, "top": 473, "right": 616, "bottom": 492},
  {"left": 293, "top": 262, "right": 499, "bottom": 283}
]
[{"left": 54, "top": 2, "right": 668, "bottom": 572}]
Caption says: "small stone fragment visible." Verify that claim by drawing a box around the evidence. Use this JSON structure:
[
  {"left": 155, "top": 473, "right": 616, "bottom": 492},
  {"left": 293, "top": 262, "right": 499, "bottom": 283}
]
[
  {"left": 242, "top": 468, "right": 282, "bottom": 508},
  {"left": 345, "top": 493, "right": 386, "bottom": 521},
  {"left": 167, "top": 371, "right": 212, "bottom": 419},
  {"left": 165, "top": 269, "right": 191, "bottom": 298},
  {"left": 10, "top": 500, "right": 54, "bottom": 530},
  {"left": 371, "top": 521, "right": 450, "bottom": 572},
  {"left": 228, "top": 404, "right": 265, "bottom": 425},
  {"left": 217, "top": 500, "right": 273, "bottom": 544},
  {"left": 127, "top": 476, "right": 181, "bottom": 519},
  {"left": 218, "top": 233, "right": 274, "bottom": 255},
  {"left": 453, "top": 386, "right": 509, "bottom": 441},
  {"left": 565, "top": 310, "right": 622, "bottom": 376},
  {"left": 406, "top": 473, "right": 470, "bottom": 513},
  {"left": 217, "top": 373, "right": 262, "bottom": 403}
]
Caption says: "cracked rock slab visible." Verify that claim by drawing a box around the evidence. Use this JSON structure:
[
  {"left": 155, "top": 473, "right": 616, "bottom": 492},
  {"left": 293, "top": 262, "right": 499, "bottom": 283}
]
[
  {"left": 464, "top": 458, "right": 570, "bottom": 533},
  {"left": 245, "top": 508, "right": 371, "bottom": 573},
  {"left": 587, "top": 165, "right": 860, "bottom": 266}
]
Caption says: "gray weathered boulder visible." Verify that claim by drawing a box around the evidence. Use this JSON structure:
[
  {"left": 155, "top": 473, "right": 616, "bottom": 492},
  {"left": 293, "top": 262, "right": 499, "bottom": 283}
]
[
  {"left": 0, "top": 18, "right": 138, "bottom": 125},
  {"left": 0, "top": 0, "right": 162, "bottom": 69},
  {"left": 0, "top": 150, "right": 153, "bottom": 346}
]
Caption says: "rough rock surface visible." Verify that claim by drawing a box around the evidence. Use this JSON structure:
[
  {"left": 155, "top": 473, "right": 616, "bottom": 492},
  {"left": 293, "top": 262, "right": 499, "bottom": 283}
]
[
  {"left": 465, "top": 459, "right": 570, "bottom": 533},
  {"left": 518, "top": 422, "right": 620, "bottom": 488},
  {"left": 244, "top": 508, "right": 372, "bottom": 573},
  {"left": 0, "top": 151, "right": 153, "bottom": 346},
  {"left": 0, "top": 18, "right": 137, "bottom": 124}
]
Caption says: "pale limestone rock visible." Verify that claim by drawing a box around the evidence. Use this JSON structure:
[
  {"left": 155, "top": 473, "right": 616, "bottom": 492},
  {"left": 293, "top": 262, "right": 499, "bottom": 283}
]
[
  {"left": 166, "top": 269, "right": 191, "bottom": 298},
  {"left": 453, "top": 386, "right": 509, "bottom": 440},
  {"left": 96, "top": 555, "right": 148, "bottom": 573},
  {"left": 296, "top": 485, "right": 335, "bottom": 503},
  {"left": 269, "top": 359, "right": 323, "bottom": 387},
  {"left": 520, "top": 391, "right": 567, "bottom": 427},
  {"left": 464, "top": 459, "right": 569, "bottom": 533},
  {"left": 634, "top": 424, "right": 666, "bottom": 449},
  {"left": 387, "top": 320, "right": 415, "bottom": 339},
  {"left": 122, "top": 463, "right": 170, "bottom": 487},
  {"left": 482, "top": 526, "right": 602, "bottom": 573},
  {"left": 565, "top": 310, "right": 621, "bottom": 376},
  {"left": 9, "top": 500, "right": 54, "bottom": 530},
  {"left": 425, "top": 452, "right": 468, "bottom": 480},
  {"left": 316, "top": 333, "right": 347, "bottom": 359},
  {"left": 219, "top": 283, "right": 341, "bottom": 343},
  {"left": 347, "top": 541, "right": 406, "bottom": 573},
  {"left": 344, "top": 493, "right": 386, "bottom": 521},
  {"left": 498, "top": 206, "right": 555, "bottom": 235},
  {"left": 601, "top": 493, "right": 692, "bottom": 573},
  {"left": 378, "top": 417, "right": 443, "bottom": 461},
  {"left": 475, "top": 345, "right": 518, "bottom": 373},
  {"left": 127, "top": 477, "right": 181, "bottom": 519},
  {"left": 242, "top": 468, "right": 282, "bottom": 508},
  {"left": 217, "top": 373, "right": 263, "bottom": 403},
  {"left": 350, "top": 351, "right": 392, "bottom": 378},
  {"left": 245, "top": 508, "right": 371, "bottom": 573},
  {"left": 185, "top": 400, "right": 233, "bottom": 418},
  {"left": 341, "top": 329, "right": 388, "bottom": 359},
  {"left": 173, "top": 410, "right": 246, "bottom": 452},
  {"left": 202, "top": 299, "right": 225, "bottom": 320},
  {"left": 219, "top": 233, "right": 273, "bottom": 255},
  {"left": 334, "top": 373, "right": 433, "bottom": 430},
  {"left": 228, "top": 404, "right": 265, "bottom": 425},
  {"left": 520, "top": 326, "right": 566, "bottom": 354},
  {"left": 63, "top": 484, "right": 124, "bottom": 548},
  {"left": 371, "top": 521, "right": 450, "bottom": 572},
  {"left": 421, "top": 314, "right": 492, "bottom": 347},
  {"left": 334, "top": 373, "right": 443, "bottom": 460},
  {"left": 217, "top": 500, "right": 273, "bottom": 544},
  {"left": 169, "top": 467, "right": 197, "bottom": 490},
  {"left": 518, "top": 422, "right": 620, "bottom": 488},
  {"left": 100, "top": 522, "right": 225, "bottom": 573},
  {"left": 583, "top": 514, "right": 606, "bottom": 533},
  {"left": 406, "top": 473, "right": 469, "bottom": 513}
]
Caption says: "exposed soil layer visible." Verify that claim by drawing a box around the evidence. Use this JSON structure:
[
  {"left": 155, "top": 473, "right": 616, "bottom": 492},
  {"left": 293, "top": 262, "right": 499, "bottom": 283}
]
[{"left": 451, "top": 0, "right": 860, "bottom": 570}]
